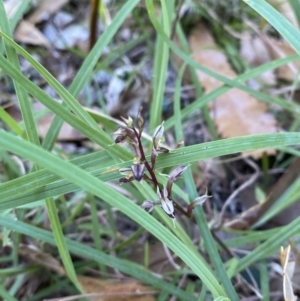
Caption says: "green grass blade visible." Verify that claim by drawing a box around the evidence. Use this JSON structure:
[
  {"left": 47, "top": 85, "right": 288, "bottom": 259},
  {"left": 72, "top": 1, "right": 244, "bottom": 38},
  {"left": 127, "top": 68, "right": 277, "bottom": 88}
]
[
  {"left": 145, "top": 0, "right": 300, "bottom": 128},
  {"left": 243, "top": 0, "right": 300, "bottom": 54},
  {"left": 45, "top": 199, "right": 82, "bottom": 292},
  {"left": 173, "top": 64, "right": 239, "bottom": 301},
  {"left": 0, "top": 129, "right": 226, "bottom": 298},
  {"left": 288, "top": 0, "right": 300, "bottom": 28},
  {"left": 43, "top": 0, "right": 140, "bottom": 150},
  {"left": 1, "top": 133, "right": 300, "bottom": 209},
  {"left": 165, "top": 54, "right": 300, "bottom": 130},
  {"left": 8, "top": 0, "right": 31, "bottom": 31},
  {"left": 0, "top": 1, "right": 39, "bottom": 147},
  {"left": 0, "top": 54, "right": 131, "bottom": 161},
  {"left": 0, "top": 31, "right": 101, "bottom": 131},
  {"left": 0, "top": 216, "right": 196, "bottom": 301},
  {"left": 149, "top": 0, "right": 172, "bottom": 130},
  {"left": 0, "top": 283, "right": 19, "bottom": 301},
  {"left": 234, "top": 215, "right": 300, "bottom": 274},
  {"left": 0, "top": 106, "right": 23, "bottom": 136},
  {"left": 175, "top": 23, "right": 218, "bottom": 139},
  {"left": 259, "top": 261, "right": 270, "bottom": 301},
  {"left": 253, "top": 177, "right": 300, "bottom": 228}
]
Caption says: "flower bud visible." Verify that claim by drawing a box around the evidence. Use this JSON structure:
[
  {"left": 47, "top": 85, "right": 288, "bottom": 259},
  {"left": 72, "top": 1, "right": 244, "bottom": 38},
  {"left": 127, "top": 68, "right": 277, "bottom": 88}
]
[
  {"left": 166, "top": 165, "right": 187, "bottom": 196},
  {"left": 152, "top": 122, "right": 165, "bottom": 149},
  {"left": 141, "top": 200, "right": 155, "bottom": 213},
  {"left": 121, "top": 116, "right": 133, "bottom": 127}
]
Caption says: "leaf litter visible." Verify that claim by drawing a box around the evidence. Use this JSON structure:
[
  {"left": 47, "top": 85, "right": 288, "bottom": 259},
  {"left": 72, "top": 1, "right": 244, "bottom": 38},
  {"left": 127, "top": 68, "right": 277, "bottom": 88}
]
[{"left": 189, "top": 23, "right": 279, "bottom": 159}]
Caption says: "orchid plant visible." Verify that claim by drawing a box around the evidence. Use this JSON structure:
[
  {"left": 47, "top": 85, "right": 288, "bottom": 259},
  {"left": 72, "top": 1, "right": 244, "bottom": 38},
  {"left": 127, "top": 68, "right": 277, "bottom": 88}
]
[{"left": 114, "top": 111, "right": 209, "bottom": 220}]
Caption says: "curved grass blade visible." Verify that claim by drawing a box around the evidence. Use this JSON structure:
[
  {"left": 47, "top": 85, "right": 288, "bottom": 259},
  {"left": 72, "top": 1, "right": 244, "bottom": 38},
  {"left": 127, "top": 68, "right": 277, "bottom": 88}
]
[
  {"left": 0, "top": 130, "right": 227, "bottom": 298},
  {"left": 0, "top": 216, "right": 196, "bottom": 301},
  {"left": 44, "top": 0, "right": 140, "bottom": 150},
  {"left": 0, "top": 54, "right": 131, "bottom": 161},
  {"left": 1, "top": 132, "right": 300, "bottom": 209},
  {"left": 243, "top": 0, "right": 300, "bottom": 54}
]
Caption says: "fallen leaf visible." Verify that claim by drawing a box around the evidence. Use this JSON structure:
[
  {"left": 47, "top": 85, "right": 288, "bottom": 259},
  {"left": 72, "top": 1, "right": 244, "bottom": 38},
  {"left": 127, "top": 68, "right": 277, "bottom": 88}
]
[
  {"left": 34, "top": 102, "right": 85, "bottom": 141},
  {"left": 190, "top": 24, "right": 278, "bottom": 158},
  {"left": 78, "top": 276, "right": 156, "bottom": 301},
  {"left": 263, "top": 36, "right": 300, "bottom": 82},
  {"left": 27, "top": 0, "right": 69, "bottom": 24},
  {"left": 240, "top": 33, "right": 276, "bottom": 87},
  {"left": 14, "top": 20, "right": 50, "bottom": 48}
]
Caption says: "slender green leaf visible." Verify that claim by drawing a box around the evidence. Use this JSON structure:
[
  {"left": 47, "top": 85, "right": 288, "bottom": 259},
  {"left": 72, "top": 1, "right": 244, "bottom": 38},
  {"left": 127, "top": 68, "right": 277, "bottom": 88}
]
[
  {"left": 149, "top": 0, "right": 172, "bottom": 130},
  {"left": 0, "top": 54, "right": 131, "bottom": 161},
  {"left": 1, "top": 133, "right": 300, "bottom": 209},
  {"left": 243, "top": 0, "right": 300, "bottom": 55},
  {"left": 0, "top": 216, "right": 196, "bottom": 301},
  {"left": 0, "top": 129, "right": 226, "bottom": 298},
  {"left": 43, "top": 0, "right": 140, "bottom": 150}
]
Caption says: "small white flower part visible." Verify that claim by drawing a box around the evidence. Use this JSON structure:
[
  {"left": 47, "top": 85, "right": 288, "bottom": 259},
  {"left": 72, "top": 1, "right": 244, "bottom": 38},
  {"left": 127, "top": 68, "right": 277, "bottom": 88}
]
[
  {"left": 194, "top": 187, "right": 211, "bottom": 206},
  {"left": 121, "top": 116, "right": 133, "bottom": 127},
  {"left": 153, "top": 121, "right": 165, "bottom": 149},
  {"left": 157, "top": 186, "right": 175, "bottom": 218},
  {"left": 193, "top": 195, "right": 209, "bottom": 206},
  {"left": 141, "top": 201, "right": 155, "bottom": 213},
  {"left": 131, "top": 163, "right": 145, "bottom": 181}
]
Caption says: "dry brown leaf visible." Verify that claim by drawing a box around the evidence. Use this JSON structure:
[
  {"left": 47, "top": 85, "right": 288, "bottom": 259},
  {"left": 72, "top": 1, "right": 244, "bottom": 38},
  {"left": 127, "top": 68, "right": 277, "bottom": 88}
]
[
  {"left": 240, "top": 34, "right": 276, "bottom": 86},
  {"left": 190, "top": 24, "right": 278, "bottom": 159},
  {"left": 263, "top": 36, "right": 300, "bottom": 82},
  {"left": 38, "top": 112, "right": 85, "bottom": 141},
  {"left": 14, "top": 20, "right": 50, "bottom": 47},
  {"left": 78, "top": 276, "right": 156, "bottom": 301},
  {"left": 27, "top": 0, "right": 69, "bottom": 24}
]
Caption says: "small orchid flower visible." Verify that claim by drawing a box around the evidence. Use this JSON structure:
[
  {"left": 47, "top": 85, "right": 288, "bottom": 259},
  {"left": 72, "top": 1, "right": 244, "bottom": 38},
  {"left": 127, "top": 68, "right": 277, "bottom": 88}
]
[
  {"left": 114, "top": 127, "right": 136, "bottom": 144},
  {"left": 186, "top": 188, "right": 211, "bottom": 217},
  {"left": 157, "top": 186, "right": 175, "bottom": 218},
  {"left": 131, "top": 162, "right": 145, "bottom": 182}
]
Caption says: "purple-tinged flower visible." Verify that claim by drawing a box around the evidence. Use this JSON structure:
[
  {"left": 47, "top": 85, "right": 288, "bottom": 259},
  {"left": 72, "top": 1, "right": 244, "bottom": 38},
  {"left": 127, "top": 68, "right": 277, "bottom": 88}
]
[
  {"left": 114, "top": 127, "right": 137, "bottom": 144},
  {"left": 131, "top": 163, "right": 145, "bottom": 182},
  {"left": 157, "top": 186, "right": 175, "bottom": 218},
  {"left": 166, "top": 165, "right": 187, "bottom": 196}
]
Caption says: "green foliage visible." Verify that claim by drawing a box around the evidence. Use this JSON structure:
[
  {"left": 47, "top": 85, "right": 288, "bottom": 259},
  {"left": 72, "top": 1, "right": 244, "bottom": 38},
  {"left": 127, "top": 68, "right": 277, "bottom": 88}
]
[{"left": 0, "top": 0, "right": 300, "bottom": 300}]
